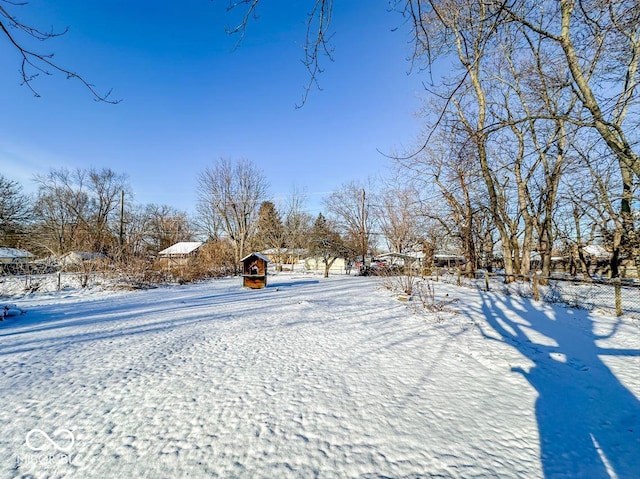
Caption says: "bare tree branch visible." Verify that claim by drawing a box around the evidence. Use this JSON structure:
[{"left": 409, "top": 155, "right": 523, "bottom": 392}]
[{"left": 0, "top": 1, "right": 118, "bottom": 102}]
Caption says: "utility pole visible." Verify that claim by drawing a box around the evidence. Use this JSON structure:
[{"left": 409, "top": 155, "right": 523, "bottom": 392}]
[
  {"left": 119, "top": 189, "right": 125, "bottom": 258},
  {"left": 361, "top": 188, "right": 367, "bottom": 266}
]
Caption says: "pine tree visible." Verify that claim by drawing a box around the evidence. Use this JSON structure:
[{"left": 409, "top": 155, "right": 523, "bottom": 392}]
[{"left": 253, "top": 201, "right": 285, "bottom": 263}]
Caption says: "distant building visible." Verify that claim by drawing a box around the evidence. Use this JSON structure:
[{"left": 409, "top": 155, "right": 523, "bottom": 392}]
[
  {"left": 0, "top": 247, "right": 34, "bottom": 274},
  {"left": 262, "top": 248, "right": 306, "bottom": 265},
  {"left": 158, "top": 241, "right": 203, "bottom": 268},
  {"left": 304, "top": 256, "right": 349, "bottom": 275}
]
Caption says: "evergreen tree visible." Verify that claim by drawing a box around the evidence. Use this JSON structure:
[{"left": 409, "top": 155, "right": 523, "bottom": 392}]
[{"left": 253, "top": 201, "right": 285, "bottom": 256}]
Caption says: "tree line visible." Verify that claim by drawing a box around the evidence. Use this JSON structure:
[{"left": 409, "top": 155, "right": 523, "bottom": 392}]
[{"left": 0, "top": 160, "right": 427, "bottom": 278}]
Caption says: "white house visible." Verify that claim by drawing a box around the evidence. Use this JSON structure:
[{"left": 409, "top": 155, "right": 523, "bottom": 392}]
[
  {"left": 158, "top": 241, "right": 203, "bottom": 267},
  {"left": 0, "top": 247, "right": 34, "bottom": 264},
  {"left": 0, "top": 247, "right": 34, "bottom": 273},
  {"left": 304, "top": 256, "right": 349, "bottom": 275}
]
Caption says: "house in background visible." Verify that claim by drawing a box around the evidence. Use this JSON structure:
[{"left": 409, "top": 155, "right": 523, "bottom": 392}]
[
  {"left": 304, "top": 256, "right": 348, "bottom": 275},
  {"left": 0, "top": 247, "right": 35, "bottom": 274},
  {"left": 158, "top": 241, "right": 203, "bottom": 269},
  {"left": 433, "top": 251, "right": 466, "bottom": 268},
  {"left": 262, "top": 248, "right": 306, "bottom": 266}
]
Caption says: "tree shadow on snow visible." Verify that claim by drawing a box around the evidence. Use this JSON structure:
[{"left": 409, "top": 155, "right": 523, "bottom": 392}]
[{"left": 473, "top": 292, "right": 640, "bottom": 478}]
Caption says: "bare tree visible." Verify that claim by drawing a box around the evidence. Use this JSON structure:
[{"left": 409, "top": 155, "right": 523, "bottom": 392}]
[
  {"left": 141, "top": 204, "right": 194, "bottom": 253},
  {"left": 375, "top": 180, "right": 423, "bottom": 254},
  {"left": 403, "top": 0, "right": 639, "bottom": 277},
  {"left": 282, "top": 187, "right": 313, "bottom": 258},
  {"left": 33, "top": 169, "right": 89, "bottom": 254},
  {"left": 323, "top": 180, "right": 376, "bottom": 264},
  {"left": 32, "top": 167, "right": 129, "bottom": 255},
  {"left": 500, "top": 0, "right": 640, "bottom": 178},
  {"left": 0, "top": 175, "right": 31, "bottom": 247},
  {"left": 86, "top": 168, "right": 130, "bottom": 253},
  {"left": 398, "top": 124, "right": 487, "bottom": 276},
  {"left": 196, "top": 158, "right": 269, "bottom": 269}
]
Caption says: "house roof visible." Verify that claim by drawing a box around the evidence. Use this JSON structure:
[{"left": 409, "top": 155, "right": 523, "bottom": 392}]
[
  {"left": 434, "top": 251, "right": 465, "bottom": 260},
  {"left": 583, "top": 244, "right": 611, "bottom": 259},
  {"left": 0, "top": 247, "right": 34, "bottom": 259},
  {"left": 159, "top": 242, "right": 203, "bottom": 256},
  {"left": 262, "top": 248, "right": 306, "bottom": 256},
  {"left": 241, "top": 252, "right": 270, "bottom": 263}
]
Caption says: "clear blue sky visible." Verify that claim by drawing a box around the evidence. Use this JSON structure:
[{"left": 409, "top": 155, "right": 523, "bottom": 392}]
[{"left": 1, "top": 1, "right": 427, "bottom": 216}]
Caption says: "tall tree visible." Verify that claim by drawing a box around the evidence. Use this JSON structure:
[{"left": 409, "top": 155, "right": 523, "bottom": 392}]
[
  {"left": 375, "top": 181, "right": 423, "bottom": 254},
  {"left": 143, "top": 204, "right": 194, "bottom": 253},
  {"left": 324, "top": 180, "right": 376, "bottom": 263},
  {"left": 252, "top": 201, "right": 285, "bottom": 258},
  {"left": 33, "top": 169, "right": 90, "bottom": 254},
  {"left": 196, "top": 158, "right": 269, "bottom": 269},
  {"left": 282, "top": 188, "right": 313, "bottom": 257},
  {"left": 86, "top": 168, "right": 130, "bottom": 253},
  {"left": 405, "top": 0, "right": 639, "bottom": 277},
  {"left": 32, "top": 167, "right": 129, "bottom": 255}
]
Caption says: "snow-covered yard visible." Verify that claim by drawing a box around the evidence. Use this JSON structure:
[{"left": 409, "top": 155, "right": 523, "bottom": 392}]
[{"left": 1, "top": 274, "right": 638, "bottom": 478}]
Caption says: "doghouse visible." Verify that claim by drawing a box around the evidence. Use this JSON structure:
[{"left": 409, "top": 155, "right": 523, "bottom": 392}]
[{"left": 241, "top": 252, "right": 269, "bottom": 289}]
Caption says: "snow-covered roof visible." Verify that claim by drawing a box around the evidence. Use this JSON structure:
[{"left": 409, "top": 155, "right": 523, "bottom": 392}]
[
  {"left": 434, "top": 251, "right": 465, "bottom": 260},
  {"left": 159, "top": 242, "right": 203, "bottom": 256},
  {"left": 262, "top": 248, "right": 306, "bottom": 256},
  {"left": 0, "top": 247, "right": 34, "bottom": 259},
  {"left": 241, "top": 252, "right": 270, "bottom": 263},
  {"left": 583, "top": 244, "right": 611, "bottom": 259}
]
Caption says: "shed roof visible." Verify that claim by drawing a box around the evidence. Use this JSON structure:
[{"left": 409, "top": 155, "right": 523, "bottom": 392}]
[
  {"left": 159, "top": 241, "right": 203, "bottom": 256},
  {"left": 241, "top": 252, "right": 270, "bottom": 263},
  {"left": 0, "top": 247, "right": 34, "bottom": 259}
]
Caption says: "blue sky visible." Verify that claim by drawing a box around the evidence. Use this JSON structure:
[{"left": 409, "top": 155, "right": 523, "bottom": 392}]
[{"left": 1, "top": 1, "right": 427, "bottom": 216}]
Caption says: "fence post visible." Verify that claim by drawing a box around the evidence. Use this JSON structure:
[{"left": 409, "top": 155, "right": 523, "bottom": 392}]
[
  {"left": 532, "top": 272, "right": 540, "bottom": 301},
  {"left": 435, "top": 267, "right": 439, "bottom": 282},
  {"left": 484, "top": 270, "right": 489, "bottom": 292},
  {"left": 614, "top": 278, "right": 623, "bottom": 317},
  {"left": 57, "top": 271, "right": 61, "bottom": 292},
  {"left": 457, "top": 268, "right": 461, "bottom": 286}
]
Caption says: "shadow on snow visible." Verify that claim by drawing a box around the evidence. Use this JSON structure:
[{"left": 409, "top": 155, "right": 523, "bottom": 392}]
[{"left": 470, "top": 292, "right": 640, "bottom": 478}]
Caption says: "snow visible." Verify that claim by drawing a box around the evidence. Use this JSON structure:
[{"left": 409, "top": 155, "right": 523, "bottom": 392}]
[
  {"left": 583, "top": 245, "right": 611, "bottom": 259},
  {"left": 158, "top": 242, "right": 203, "bottom": 256},
  {"left": 0, "top": 248, "right": 34, "bottom": 260},
  {"left": 0, "top": 274, "right": 638, "bottom": 478},
  {"left": 241, "top": 252, "right": 270, "bottom": 263}
]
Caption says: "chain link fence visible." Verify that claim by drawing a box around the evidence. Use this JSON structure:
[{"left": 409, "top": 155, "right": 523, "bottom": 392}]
[{"left": 434, "top": 268, "right": 640, "bottom": 319}]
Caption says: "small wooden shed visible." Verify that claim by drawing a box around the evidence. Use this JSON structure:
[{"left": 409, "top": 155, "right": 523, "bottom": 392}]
[{"left": 241, "top": 252, "right": 269, "bottom": 289}]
